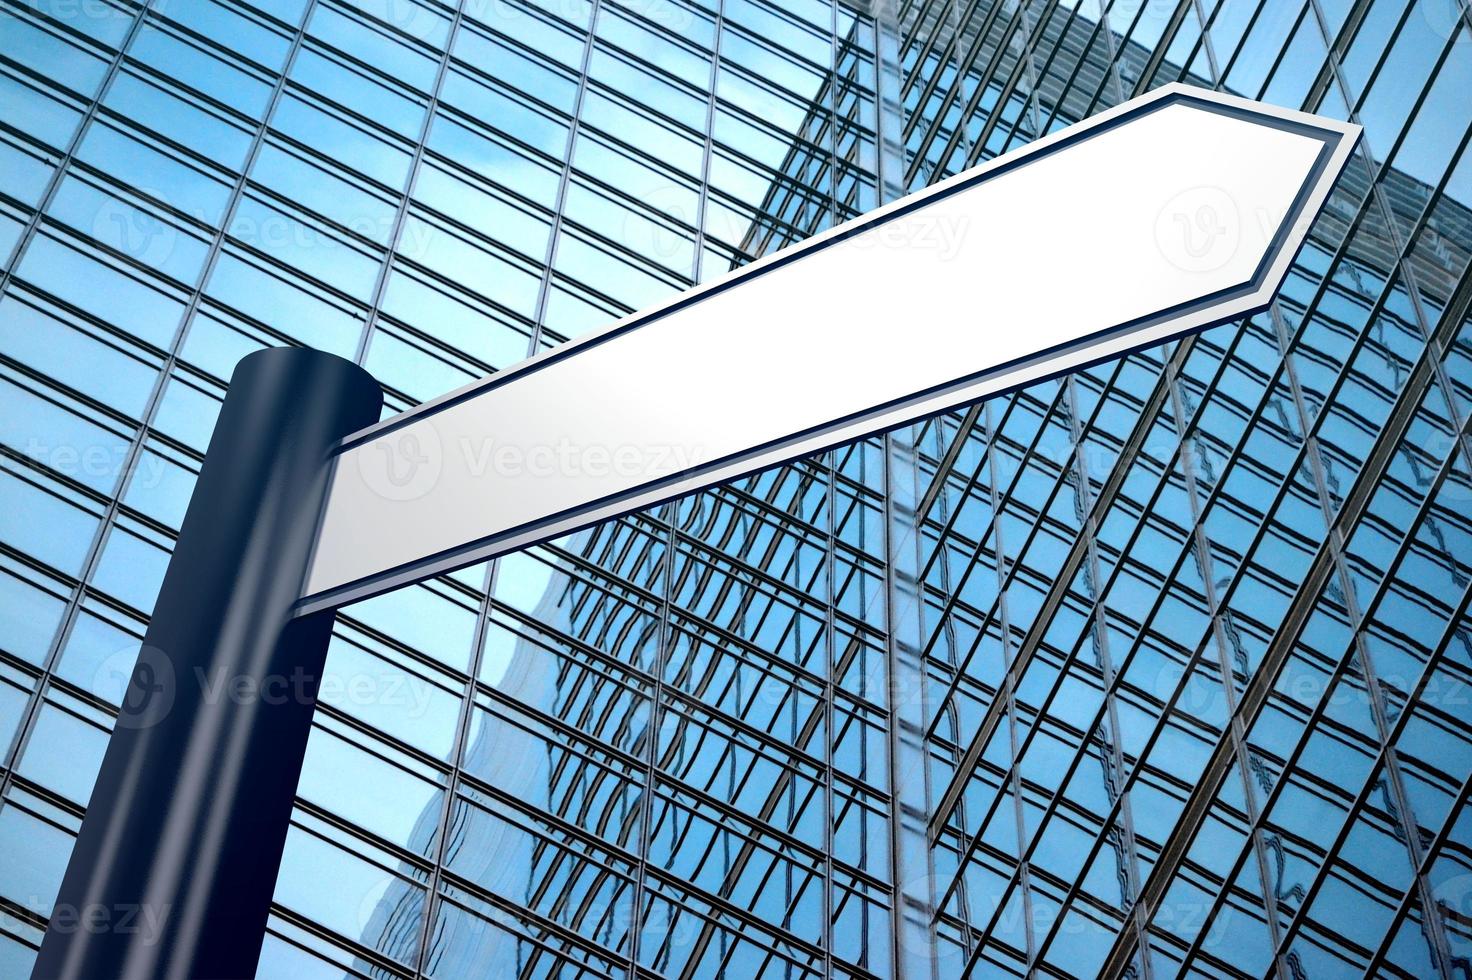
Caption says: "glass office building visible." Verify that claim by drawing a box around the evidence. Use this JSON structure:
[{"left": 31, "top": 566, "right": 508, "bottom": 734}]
[{"left": 0, "top": 0, "right": 1469, "bottom": 976}]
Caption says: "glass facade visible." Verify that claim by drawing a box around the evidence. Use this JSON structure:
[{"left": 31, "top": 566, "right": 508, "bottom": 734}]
[{"left": 0, "top": 0, "right": 1468, "bottom": 977}]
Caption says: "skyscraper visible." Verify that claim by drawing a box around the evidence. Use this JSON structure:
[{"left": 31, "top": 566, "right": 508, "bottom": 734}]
[{"left": 0, "top": 0, "right": 1468, "bottom": 978}]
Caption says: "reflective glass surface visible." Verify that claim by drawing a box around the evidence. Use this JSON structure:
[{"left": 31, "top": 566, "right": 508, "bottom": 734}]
[{"left": 0, "top": 0, "right": 1468, "bottom": 977}]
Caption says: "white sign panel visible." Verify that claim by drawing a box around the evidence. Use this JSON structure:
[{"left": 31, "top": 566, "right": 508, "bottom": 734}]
[{"left": 298, "top": 84, "right": 1358, "bottom": 614}]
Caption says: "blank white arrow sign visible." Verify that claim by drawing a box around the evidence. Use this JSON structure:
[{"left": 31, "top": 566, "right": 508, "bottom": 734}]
[{"left": 298, "top": 84, "right": 1358, "bottom": 614}]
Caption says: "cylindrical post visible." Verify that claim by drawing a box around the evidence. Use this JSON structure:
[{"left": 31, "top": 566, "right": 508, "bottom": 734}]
[{"left": 31, "top": 347, "right": 382, "bottom": 980}]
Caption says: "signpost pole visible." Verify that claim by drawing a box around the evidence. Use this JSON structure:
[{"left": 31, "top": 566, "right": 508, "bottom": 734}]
[{"left": 31, "top": 347, "right": 382, "bottom": 980}]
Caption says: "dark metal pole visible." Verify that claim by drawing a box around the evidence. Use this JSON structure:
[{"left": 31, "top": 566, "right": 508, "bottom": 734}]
[{"left": 31, "top": 347, "right": 381, "bottom": 980}]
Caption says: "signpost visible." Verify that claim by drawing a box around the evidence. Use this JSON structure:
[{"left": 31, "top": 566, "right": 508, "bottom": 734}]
[
  {"left": 33, "top": 84, "right": 1358, "bottom": 979},
  {"left": 299, "top": 83, "right": 1359, "bottom": 613}
]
